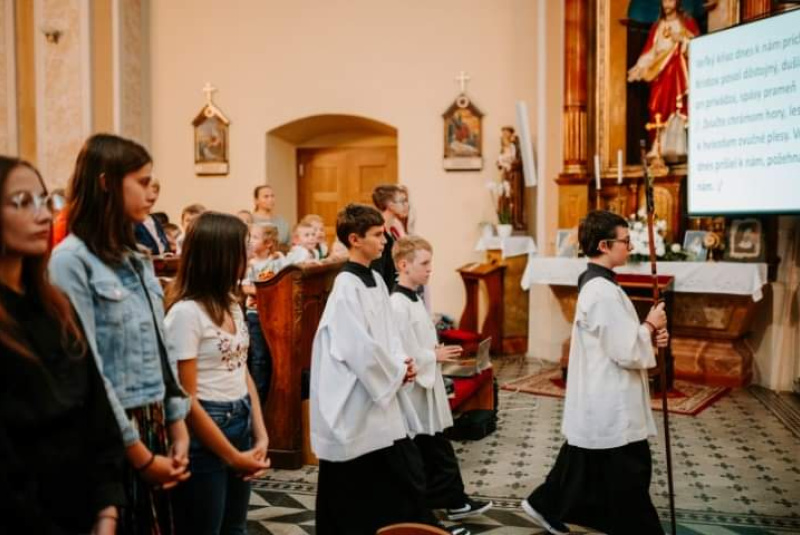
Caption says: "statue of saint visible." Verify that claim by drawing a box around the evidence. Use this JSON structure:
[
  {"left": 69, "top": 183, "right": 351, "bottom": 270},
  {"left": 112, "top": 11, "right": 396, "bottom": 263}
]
[
  {"left": 628, "top": 0, "right": 699, "bottom": 160},
  {"left": 497, "top": 126, "right": 525, "bottom": 230}
]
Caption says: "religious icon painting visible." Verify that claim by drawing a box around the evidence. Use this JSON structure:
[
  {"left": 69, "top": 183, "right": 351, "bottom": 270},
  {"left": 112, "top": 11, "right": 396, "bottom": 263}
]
[
  {"left": 725, "top": 218, "right": 764, "bottom": 262},
  {"left": 192, "top": 83, "right": 230, "bottom": 176},
  {"left": 682, "top": 230, "right": 708, "bottom": 262},
  {"left": 442, "top": 94, "right": 483, "bottom": 171},
  {"left": 556, "top": 228, "right": 578, "bottom": 258}
]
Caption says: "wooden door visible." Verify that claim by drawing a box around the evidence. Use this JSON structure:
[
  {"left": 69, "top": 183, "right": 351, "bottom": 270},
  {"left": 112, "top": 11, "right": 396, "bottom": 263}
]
[{"left": 297, "top": 147, "right": 397, "bottom": 241}]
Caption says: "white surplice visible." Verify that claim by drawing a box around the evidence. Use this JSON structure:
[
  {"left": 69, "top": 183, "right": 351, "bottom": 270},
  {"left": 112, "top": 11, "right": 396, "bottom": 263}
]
[
  {"left": 562, "top": 277, "right": 658, "bottom": 450},
  {"left": 390, "top": 290, "right": 454, "bottom": 435},
  {"left": 310, "top": 268, "right": 421, "bottom": 462}
]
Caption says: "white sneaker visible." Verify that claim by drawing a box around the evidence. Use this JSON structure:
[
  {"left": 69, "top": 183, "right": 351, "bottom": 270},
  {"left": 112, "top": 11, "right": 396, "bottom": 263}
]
[{"left": 520, "top": 499, "right": 571, "bottom": 535}]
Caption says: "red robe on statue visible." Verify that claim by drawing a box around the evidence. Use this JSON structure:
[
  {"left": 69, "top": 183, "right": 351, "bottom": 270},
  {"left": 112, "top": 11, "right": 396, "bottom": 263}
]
[{"left": 630, "top": 13, "right": 700, "bottom": 126}]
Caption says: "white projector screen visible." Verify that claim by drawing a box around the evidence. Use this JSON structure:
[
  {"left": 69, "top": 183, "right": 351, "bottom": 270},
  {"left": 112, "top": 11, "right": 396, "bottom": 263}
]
[{"left": 688, "top": 8, "right": 800, "bottom": 215}]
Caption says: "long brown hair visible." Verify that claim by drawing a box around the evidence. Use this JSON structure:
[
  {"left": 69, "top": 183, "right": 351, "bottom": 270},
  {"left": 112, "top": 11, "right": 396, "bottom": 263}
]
[
  {"left": 67, "top": 133, "right": 152, "bottom": 264},
  {"left": 166, "top": 212, "right": 248, "bottom": 326},
  {"left": 0, "top": 156, "right": 84, "bottom": 359}
]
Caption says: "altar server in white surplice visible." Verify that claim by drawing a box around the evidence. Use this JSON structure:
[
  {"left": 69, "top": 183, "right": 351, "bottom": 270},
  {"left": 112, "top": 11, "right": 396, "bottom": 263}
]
[
  {"left": 389, "top": 236, "right": 493, "bottom": 521},
  {"left": 521, "top": 210, "right": 669, "bottom": 535},
  {"left": 310, "top": 204, "right": 440, "bottom": 535}
]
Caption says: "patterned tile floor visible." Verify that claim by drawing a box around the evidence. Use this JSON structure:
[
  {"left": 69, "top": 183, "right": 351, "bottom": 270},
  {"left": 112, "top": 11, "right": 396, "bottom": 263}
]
[{"left": 247, "top": 357, "right": 800, "bottom": 534}]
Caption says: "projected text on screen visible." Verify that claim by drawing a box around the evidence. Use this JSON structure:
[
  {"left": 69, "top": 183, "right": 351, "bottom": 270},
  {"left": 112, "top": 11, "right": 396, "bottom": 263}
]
[{"left": 689, "top": 9, "right": 800, "bottom": 214}]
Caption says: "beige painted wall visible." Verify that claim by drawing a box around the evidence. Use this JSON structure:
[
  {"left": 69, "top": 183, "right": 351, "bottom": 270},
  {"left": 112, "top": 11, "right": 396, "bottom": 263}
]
[
  {"left": 35, "top": 0, "right": 91, "bottom": 188},
  {"left": 149, "top": 0, "right": 562, "bottom": 318},
  {"left": 0, "top": 0, "right": 16, "bottom": 155}
]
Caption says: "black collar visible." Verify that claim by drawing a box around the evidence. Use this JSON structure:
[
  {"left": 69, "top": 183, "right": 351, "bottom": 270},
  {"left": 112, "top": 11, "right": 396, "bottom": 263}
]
[
  {"left": 392, "top": 284, "right": 419, "bottom": 302},
  {"left": 578, "top": 262, "right": 618, "bottom": 291},
  {"left": 341, "top": 261, "right": 376, "bottom": 287}
]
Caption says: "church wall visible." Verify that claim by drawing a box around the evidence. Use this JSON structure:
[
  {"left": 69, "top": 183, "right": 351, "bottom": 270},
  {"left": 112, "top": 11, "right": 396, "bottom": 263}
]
[
  {"left": 148, "top": 0, "right": 553, "bottom": 318},
  {"left": 0, "top": 0, "right": 16, "bottom": 155},
  {"left": 34, "top": 0, "right": 92, "bottom": 188},
  {"left": 750, "top": 218, "right": 800, "bottom": 391},
  {"left": 265, "top": 134, "right": 298, "bottom": 226}
]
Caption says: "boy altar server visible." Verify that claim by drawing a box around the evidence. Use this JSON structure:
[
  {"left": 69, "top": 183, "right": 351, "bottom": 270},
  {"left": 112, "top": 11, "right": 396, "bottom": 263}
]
[
  {"left": 521, "top": 210, "right": 669, "bottom": 535},
  {"left": 309, "top": 204, "right": 439, "bottom": 534},
  {"left": 390, "top": 236, "right": 493, "bottom": 520}
]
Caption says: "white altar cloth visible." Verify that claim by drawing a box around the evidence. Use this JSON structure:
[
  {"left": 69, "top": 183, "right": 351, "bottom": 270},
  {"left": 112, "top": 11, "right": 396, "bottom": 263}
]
[{"left": 521, "top": 257, "right": 768, "bottom": 302}]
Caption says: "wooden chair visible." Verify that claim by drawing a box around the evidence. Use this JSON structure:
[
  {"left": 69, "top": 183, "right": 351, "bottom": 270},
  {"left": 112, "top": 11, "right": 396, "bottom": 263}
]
[{"left": 376, "top": 523, "right": 450, "bottom": 535}]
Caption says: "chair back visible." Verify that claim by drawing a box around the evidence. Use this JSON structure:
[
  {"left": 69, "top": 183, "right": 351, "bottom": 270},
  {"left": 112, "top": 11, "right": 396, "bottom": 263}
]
[{"left": 376, "top": 523, "right": 450, "bottom": 535}]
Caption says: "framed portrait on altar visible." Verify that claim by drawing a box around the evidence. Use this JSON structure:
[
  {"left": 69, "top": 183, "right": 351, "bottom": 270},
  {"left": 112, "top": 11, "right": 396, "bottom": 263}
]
[
  {"left": 725, "top": 219, "right": 764, "bottom": 262},
  {"left": 682, "top": 230, "right": 708, "bottom": 262},
  {"left": 192, "top": 103, "right": 230, "bottom": 176},
  {"left": 556, "top": 228, "right": 578, "bottom": 258},
  {"left": 442, "top": 95, "right": 483, "bottom": 171}
]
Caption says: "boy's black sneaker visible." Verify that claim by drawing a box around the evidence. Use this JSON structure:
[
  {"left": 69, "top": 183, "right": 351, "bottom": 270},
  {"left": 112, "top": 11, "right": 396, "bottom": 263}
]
[
  {"left": 520, "top": 499, "right": 571, "bottom": 535},
  {"left": 446, "top": 498, "right": 493, "bottom": 520}
]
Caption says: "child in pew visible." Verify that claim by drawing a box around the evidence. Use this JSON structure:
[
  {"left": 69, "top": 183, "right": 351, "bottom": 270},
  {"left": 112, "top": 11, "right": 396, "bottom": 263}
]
[
  {"left": 390, "top": 236, "right": 493, "bottom": 521},
  {"left": 240, "top": 224, "right": 285, "bottom": 403},
  {"left": 283, "top": 221, "right": 320, "bottom": 266},
  {"left": 310, "top": 204, "right": 444, "bottom": 535},
  {"left": 300, "top": 214, "right": 329, "bottom": 260}
]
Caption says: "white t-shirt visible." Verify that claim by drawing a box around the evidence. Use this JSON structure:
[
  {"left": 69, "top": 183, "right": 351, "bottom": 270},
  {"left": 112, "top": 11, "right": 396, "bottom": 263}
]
[{"left": 165, "top": 300, "right": 250, "bottom": 401}]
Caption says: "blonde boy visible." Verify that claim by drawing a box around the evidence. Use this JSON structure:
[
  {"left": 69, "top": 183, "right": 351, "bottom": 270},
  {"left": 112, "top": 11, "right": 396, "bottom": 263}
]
[
  {"left": 390, "top": 236, "right": 492, "bottom": 520},
  {"left": 300, "top": 214, "right": 329, "bottom": 260},
  {"left": 284, "top": 222, "right": 317, "bottom": 266}
]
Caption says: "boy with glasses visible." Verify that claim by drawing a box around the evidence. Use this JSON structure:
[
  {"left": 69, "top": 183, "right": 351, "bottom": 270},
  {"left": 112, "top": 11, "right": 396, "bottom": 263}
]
[{"left": 521, "top": 210, "right": 669, "bottom": 535}]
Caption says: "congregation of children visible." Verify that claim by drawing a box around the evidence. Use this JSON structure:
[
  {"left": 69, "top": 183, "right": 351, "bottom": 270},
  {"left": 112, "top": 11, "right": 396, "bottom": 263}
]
[{"left": 0, "top": 133, "right": 494, "bottom": 535}]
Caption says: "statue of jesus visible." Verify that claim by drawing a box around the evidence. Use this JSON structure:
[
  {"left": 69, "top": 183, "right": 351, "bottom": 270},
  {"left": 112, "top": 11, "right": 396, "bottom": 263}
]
[{"left": 628, "top": 0, "right": 699, "bottom": 157}]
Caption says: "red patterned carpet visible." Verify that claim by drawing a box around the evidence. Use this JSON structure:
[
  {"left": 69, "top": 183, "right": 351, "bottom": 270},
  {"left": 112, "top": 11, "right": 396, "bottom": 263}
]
[{"left": 500, "top": 368, "right": 728, "bottom": 416}]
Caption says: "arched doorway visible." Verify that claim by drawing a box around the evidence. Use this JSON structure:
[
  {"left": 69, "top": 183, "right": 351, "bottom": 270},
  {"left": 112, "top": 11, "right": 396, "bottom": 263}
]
[{"left": 267, "top": 114, "right": 398, "bottom": 242}]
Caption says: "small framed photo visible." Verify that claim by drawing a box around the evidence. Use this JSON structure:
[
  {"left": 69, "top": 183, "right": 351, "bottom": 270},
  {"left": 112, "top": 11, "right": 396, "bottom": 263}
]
[
  {"left": 682, "top": 230, "right": 708, "bottom": 262},
  {"left": 556, "top": 228, "right": 578, "bottom": 258},
  {"left": 726, "top": 219, "right": 764, "bottom": 261}
]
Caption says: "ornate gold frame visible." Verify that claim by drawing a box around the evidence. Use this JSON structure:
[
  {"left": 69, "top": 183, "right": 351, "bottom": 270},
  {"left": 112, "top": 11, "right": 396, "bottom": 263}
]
[{"left": 593, "top": 0, "right": 741, "bottom": 176}]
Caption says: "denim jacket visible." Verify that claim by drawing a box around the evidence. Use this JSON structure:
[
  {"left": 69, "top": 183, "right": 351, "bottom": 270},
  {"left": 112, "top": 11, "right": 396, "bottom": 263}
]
[{"left": 49, "top": 235, "right": 189, "bottom": 446}]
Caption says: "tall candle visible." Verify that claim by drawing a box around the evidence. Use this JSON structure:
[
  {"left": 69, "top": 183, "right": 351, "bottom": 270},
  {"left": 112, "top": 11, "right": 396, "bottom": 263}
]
[
  {"left": 594, "top": 154, "right": 601, "bottom": 190},
  {"left": 617, "top": 149, "right": 623, "bottom": 185}
]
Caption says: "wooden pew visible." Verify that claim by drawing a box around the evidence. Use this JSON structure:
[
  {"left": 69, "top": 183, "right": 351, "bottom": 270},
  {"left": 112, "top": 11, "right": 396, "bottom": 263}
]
[{"left": 254, "top": 261, "right": 344, "bottom": 469}]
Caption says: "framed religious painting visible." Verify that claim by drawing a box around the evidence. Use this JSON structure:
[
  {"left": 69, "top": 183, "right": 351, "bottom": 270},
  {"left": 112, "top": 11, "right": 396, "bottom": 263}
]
[
  {"left": 442, "top": 95, "right": 483, "bottom": 171},
  {"left": 594, "top": 0, "right": 727, "bottom": 170},
  {"left": 556, "top": 228, "right": 579, "bottom": 258},
  {"left": 682, "top": 230, "right": 708, "bottom": 261},
  {"left": 725, "top": 218, "right": 764, "bottom": 262},
  {"left": 192, "top": 85, "right": 230, "bottom": 176}
]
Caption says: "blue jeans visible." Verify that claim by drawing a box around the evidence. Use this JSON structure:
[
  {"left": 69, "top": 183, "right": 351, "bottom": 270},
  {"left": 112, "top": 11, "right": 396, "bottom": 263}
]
[
  {"left": 245, "top": 311, "right": 272, "bottom": 403},
  {"left": 174, "top": 396, "right": 253, "bottom": 535}
]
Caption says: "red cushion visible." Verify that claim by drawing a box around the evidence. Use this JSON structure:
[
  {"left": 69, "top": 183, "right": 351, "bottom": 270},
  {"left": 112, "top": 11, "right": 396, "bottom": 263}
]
[
  {"left": 449, "top": 368, "right": 493, "bottom": 410},
  {"left": 440, "top": 329, "right": 481, "bottom": 343}
]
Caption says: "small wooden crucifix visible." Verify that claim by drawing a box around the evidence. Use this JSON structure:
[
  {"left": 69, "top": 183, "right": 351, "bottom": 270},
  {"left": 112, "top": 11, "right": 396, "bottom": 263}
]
[{"left": 644, "top": 112, "right": 669, "bottom": 175}]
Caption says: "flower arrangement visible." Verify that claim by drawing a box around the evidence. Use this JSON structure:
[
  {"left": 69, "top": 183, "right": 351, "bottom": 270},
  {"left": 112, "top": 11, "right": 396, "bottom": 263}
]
[
  {"left": 485, "top": 179, "right": 512, "bottom": 225},
  {"left": 627, "top": 209, "right": 687, "bottom": 262}
]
